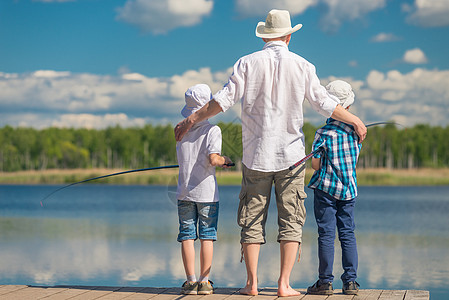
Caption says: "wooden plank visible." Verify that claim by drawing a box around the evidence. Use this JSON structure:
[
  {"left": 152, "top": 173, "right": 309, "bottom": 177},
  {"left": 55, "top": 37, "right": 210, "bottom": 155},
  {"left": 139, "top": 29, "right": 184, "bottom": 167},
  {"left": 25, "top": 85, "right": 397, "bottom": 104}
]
[
  {"left": 36, "top": 286, "right": 95, "bottom": 300},
  {"left": 354, "top": 289, "right": 383, "bottom": 300},
  {"left": 0, "top": 285, "right": 28, "bottom": 296},
  {"left": 202, "top": 287, "right": 240, "bottom": 300},
  {"left": 0, "top": 286, "right": 66, "bottom": 300},
  {"left": 251, "top": 287, "right": 278, "bottom": 300},
  {"left": 403, "top": 290, "right": 430, "bottom": 300},
  {"left": 0, "top": 286, "right": 430, "bottom": 300},
  {"left": 66, "top": 286, "right": 122, "bottom": 300},
  {"left": 120, "top": 287, "right": 168, "bottom": 300},
  {"left": 222, "top": 290, "right": 258, "bottom": 300},
  {"left": 327, "top": 289, "right": 355, "bottom": 300},
  {"left": 35, "top": 287, "right": 73, "bottom": 299},
  {"left": 92, "top": 286, "right": 149, "bottom": 300},
  {"left": 378, "top": 290, "right": 406, "bottom": 300},
  {"left": 251, "top": 287, "right": 307, "bottom": 299},
  {"left": 149, "top": 287, "right": 185, "bottom": 300},
  {"left": 301, "top": 293, "right": 331, "bottom": 299}
]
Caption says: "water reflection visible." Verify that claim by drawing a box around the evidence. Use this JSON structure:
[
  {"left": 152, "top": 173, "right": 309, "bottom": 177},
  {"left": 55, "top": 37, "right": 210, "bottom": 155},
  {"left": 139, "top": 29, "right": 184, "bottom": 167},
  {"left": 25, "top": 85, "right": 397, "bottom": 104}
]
[
  {"left": 1, "top": 214, "right": 448, "bottom": 291},
  {"left": 0, "top": 185, "right": 448, "bottom": 299}
]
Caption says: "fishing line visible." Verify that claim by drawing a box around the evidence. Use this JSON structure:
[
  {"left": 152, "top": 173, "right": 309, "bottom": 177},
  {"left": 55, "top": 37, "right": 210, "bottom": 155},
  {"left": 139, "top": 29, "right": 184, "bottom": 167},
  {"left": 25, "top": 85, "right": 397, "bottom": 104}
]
[
  {"left": 41, "top": 121, "right": 399, "bottom": 204},
  {"left": 40, "top": 165, "right": 178, "bottom": 206},
  {"left": 40, "top": 163, "right": 235, "bottom": 206}
]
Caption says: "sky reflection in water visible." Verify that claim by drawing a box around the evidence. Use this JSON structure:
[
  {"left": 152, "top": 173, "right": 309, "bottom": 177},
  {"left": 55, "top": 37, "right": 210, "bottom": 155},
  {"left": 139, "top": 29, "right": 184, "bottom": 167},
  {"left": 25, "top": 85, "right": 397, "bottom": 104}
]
[{"left": 0, "top": 185, "right": 448, "bottom": 298}]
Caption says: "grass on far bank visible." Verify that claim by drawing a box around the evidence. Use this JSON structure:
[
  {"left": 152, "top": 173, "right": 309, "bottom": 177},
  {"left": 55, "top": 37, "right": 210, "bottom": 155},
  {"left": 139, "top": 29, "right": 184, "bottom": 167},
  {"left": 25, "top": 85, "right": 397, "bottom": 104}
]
[{"left": 1, "top": 167, "right": 449, "bottom": 186}]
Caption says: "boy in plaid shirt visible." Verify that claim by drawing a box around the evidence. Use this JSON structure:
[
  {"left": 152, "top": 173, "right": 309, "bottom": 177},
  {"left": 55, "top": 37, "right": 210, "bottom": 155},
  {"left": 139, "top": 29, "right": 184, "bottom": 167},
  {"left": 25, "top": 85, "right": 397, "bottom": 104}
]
[{"left": 307, "top": 80, "right": 362, "bottom": 296}]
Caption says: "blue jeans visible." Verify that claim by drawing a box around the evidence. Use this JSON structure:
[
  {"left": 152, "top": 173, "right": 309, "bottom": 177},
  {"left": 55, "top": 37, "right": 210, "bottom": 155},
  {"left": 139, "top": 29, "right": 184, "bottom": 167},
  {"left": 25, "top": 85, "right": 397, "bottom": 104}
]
[
  {"left": 313, "top": 189, "right": 358, "bottom": 284},
  {"left": 177, "top": 200, "right": 219, "bottom": 242}
]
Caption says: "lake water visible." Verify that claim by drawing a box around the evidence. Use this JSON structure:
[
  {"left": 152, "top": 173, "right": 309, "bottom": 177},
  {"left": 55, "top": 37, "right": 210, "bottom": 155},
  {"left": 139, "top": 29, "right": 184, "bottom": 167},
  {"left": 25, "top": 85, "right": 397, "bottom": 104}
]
[{"left": 1, "top": 184, "right": 448, "bottom": 299}]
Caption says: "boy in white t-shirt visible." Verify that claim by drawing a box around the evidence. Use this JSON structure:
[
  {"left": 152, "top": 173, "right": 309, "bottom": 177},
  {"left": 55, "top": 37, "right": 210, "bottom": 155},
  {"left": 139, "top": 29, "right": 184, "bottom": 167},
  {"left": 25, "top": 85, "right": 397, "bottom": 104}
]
[{"left": 176, "top": 84, "right": 233, "bottom": 295}]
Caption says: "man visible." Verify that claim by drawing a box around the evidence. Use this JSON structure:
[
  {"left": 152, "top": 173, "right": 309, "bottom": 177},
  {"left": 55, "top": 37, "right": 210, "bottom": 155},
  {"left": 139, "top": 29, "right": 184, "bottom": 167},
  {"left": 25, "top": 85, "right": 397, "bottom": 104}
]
[{"left": 174, "top": 9, "right": 367, "bottom": 297}]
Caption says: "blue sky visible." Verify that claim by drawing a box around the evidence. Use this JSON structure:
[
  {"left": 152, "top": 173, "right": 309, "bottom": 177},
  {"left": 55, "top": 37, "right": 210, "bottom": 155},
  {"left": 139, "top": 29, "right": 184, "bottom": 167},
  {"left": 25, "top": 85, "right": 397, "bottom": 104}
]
[{"left": 1, "top": 0, "right": 449, "bottom": 128}]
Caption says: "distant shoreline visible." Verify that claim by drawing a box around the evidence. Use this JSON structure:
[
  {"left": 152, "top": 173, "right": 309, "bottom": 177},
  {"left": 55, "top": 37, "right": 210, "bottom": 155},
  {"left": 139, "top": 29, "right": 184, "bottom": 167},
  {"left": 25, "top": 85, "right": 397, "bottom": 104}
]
[{"left": 1, "top": 167, "right": 449, "bottom": 186}]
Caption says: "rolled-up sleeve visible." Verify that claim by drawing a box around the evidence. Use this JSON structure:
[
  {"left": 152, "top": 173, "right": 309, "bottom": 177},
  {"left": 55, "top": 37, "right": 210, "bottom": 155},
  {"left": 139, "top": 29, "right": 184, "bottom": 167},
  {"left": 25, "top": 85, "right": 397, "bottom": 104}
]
[
  {"left": 305, "top": 64, "right": 339, "bottom": 117},
  {"left": 213, "top": 59, "right": 246, "bottom": 112}
]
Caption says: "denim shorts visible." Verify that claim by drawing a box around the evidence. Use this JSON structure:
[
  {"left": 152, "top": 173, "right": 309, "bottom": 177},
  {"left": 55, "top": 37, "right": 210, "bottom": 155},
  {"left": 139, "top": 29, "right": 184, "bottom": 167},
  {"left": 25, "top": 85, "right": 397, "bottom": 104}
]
[{"left": 177, "top": 200, "right": 219, "bottom": 242}]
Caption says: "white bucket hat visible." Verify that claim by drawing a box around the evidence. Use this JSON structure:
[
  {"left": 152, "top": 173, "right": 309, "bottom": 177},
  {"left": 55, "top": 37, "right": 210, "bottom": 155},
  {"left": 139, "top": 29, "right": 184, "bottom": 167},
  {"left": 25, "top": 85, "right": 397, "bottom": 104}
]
[
  {"left": 255, "top": 9, "right": 302, "bottom": 39},
  {"left": 181, "top": 84, "right": 212, "bottom": 118},
  {"left": 326, "top": 80, "right": 355, "bottom": 109}
]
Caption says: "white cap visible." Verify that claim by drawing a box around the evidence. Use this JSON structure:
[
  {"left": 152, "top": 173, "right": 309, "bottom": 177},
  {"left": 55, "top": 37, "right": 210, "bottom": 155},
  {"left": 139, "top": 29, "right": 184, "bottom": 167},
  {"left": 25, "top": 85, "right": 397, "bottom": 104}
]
[
  {"left": 326, "top": 80, "right": 355, "bottom": 109},
  {"left": 181, "top": 84, "right": 212, "bottom": 118}
]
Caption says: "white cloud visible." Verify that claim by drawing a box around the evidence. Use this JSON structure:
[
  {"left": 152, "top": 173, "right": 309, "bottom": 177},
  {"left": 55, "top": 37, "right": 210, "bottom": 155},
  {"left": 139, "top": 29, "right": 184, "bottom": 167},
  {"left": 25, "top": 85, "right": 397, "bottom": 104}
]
[
  {"left": 304, "top": 68, "right": 449, "bottom": 127},
  {"left": 3, "top": 113, "right": 149, "bottom": 130},
  {"left": 234, "top": 0, "right": 385, "bottom": 33},
  {"left": 0, "top": 67, "right": 235, "bottom": 129},
  {"left": 235, "top": 0, "right": 318, "bottom": 17},
  {"left": 51, "top": 113, "right": 147, "bottom": 129},
  {"left": 405, "top": 0, "right": 449, "bottom": 27},
  {"left": 403, "top": 48, "right": 428, "bottom": 64},
  {"left": 33, "top": 70, "right": 71, "bottom": 78},
  {"left": 360, "top": 68, "right": 449, "bottom": 126},
  {"left": 370, "top": 32, "right": 401, "bottom": 43},
  {"left": 319, "top": 0, "right": 386, "bottom": 32},
  {"left": 1, "top": 66, "right": 449, "bottom": 129},
  {"left": 116, "top": 0, "right": 213, "bottom": 34}
]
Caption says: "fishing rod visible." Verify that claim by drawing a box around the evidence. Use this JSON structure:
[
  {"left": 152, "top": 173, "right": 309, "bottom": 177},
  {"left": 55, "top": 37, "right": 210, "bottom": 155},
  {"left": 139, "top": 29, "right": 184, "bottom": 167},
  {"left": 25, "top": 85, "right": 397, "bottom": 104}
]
[
  {"left": 40, "top": 165, "right": 178, "bottom": 206},
  {"left": 41, "top": 121, "right": 398, "bottom": 204},
  {"left": 288, "top": 121, "right": 403, "bottom": 170},
  {"left": 40, "top": 163, "right": 235, "bottom": 206}
]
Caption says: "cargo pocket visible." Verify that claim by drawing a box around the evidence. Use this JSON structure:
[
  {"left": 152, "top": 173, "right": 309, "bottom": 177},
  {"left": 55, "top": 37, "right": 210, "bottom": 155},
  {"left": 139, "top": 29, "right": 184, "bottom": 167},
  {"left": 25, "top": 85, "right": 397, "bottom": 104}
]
[
  {"left": 296, "top": 189, "right": 307, "bottom": 226},
  {"left": 237, "top": 191, "right": 248, "bottom": 227}
]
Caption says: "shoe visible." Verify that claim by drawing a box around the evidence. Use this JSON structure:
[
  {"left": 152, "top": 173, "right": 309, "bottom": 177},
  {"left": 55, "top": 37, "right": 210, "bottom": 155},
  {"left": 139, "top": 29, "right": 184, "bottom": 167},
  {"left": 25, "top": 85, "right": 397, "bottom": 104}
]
[
  {"left": 181, "top": 281, "right": 198, "bottom": 295},
  {"left": 197, "top": 280, "right": 214, "bottom": 295},
  {"left": 307, "top": 280, "right": 333, "bottom": 295},
  {"left": 343, "top": 281, "right": 360, "bottom": 295}
]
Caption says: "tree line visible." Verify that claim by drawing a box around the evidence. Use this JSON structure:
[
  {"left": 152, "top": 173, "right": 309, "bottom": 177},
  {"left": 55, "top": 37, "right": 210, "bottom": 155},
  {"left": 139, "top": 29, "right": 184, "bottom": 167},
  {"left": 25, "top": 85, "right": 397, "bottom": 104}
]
[{"left": 0, "top": 122, "right": 448, "bottom": 172}]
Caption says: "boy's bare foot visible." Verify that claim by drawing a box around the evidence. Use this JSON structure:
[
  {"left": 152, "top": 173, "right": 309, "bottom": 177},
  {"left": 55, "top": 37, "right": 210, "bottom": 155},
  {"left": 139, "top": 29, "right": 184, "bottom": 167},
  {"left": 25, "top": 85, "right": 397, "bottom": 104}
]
[
  {"left": 277, "top": 285, "right": 300, "bottom": 297},
  {"left": 239, "top": 285, "right": 258, "bottom": 296}
]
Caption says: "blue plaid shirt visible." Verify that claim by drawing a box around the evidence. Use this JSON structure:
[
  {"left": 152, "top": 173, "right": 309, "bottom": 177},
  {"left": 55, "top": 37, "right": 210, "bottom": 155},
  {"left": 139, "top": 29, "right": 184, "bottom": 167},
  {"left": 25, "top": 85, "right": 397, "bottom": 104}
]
[{"left": 308, "top": 118, "right": 362, "bottom": 200}]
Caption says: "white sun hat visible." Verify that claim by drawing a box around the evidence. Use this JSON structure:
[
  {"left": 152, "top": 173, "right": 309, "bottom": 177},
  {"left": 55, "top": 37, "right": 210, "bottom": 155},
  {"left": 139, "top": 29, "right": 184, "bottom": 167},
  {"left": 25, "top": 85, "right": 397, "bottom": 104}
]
[
  {"left": 255, "top": 9, "right": 302, "bottom": 39},
  {"left": 181, "top": 84, "right": 212, "bottom": 118},
  {"left": 325, "top": 80, "right": 355, "bottom": 109}
]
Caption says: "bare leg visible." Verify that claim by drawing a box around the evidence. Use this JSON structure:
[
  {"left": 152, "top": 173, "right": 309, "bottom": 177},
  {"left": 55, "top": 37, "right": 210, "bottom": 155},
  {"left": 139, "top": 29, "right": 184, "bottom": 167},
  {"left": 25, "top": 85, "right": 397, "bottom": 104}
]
[
  {"left": 200, "top": 239, "right": 213, "bottom": 280},
  {"left": 239, "top": 243, "right": 260, "bottom": 296},
  {"left": 181, "top": 240, "right": 195, "bottom": 279},
  {"left": 277, "top": 241, "right": 301, "bottom": 297}
]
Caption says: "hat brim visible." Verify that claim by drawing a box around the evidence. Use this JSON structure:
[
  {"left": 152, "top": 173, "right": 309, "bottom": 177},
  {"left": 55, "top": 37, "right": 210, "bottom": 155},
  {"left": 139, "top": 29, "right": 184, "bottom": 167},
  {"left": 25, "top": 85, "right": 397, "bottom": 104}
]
[
  {"left": 341, "top": 92, "right": 355, "bottom": 109},
  {"left": 181, "top": 105, "right": 191, "bottom": 118},
  {"left": 181, "top": 104, "right": 205, "bottom": 118},
  {"left": 255, "top": 22, "right": 302, "bottom": 38}
]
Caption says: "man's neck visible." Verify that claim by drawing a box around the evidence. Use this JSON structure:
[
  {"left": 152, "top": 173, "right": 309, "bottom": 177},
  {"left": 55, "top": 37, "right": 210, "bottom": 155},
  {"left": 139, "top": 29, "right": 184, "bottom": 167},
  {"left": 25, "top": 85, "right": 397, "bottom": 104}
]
[{"left": 262, "top": 34, "right": 291, "bottom": 46}]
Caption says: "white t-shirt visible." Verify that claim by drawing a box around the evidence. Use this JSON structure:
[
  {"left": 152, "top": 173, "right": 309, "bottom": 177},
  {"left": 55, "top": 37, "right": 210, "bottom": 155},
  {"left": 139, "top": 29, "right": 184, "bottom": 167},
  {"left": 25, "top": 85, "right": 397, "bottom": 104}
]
[
  {"left": 176, "top": 121, "right": 222, "bottom": 203},
  {"left": 214, "top": 41, "right": 339, "bottom": 172}
]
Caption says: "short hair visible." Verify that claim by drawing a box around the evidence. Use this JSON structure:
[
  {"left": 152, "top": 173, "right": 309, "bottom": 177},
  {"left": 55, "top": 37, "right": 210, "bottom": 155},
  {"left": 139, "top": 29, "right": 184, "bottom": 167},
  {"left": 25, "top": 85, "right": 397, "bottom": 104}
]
[{"left": 265, "top": 35, "right": 290, "bottom": 42}]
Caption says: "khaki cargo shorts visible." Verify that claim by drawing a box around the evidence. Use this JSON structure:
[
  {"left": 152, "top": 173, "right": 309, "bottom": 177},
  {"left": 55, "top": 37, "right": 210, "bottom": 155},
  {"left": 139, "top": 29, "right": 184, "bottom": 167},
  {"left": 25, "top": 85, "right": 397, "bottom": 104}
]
[{"left": 237, "top": 164, "right": 307, "bottom": 244}]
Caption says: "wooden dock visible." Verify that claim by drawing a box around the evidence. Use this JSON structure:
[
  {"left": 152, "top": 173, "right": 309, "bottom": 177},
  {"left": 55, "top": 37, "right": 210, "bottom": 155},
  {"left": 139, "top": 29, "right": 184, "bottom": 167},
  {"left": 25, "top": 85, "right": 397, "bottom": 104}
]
[{"left": 0, "top": 285, "right": 429, "bottom": 300}]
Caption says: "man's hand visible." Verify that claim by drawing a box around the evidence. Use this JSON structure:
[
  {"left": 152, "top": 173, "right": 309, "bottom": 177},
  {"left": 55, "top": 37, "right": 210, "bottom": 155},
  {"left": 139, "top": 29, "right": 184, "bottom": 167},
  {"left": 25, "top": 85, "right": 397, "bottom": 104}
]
[
  {"left": 174, "top": 117, "right": 194, "bottom": 142},
  {"left": 330, "top": 105, "right": 367, "bottom": 143},
  {"left": 353, "top": 117, "right": 367, "bottom": 142},
  {"left": 174, "top": 99, "right": 224, "bottom": 142}
]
